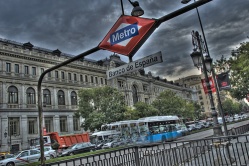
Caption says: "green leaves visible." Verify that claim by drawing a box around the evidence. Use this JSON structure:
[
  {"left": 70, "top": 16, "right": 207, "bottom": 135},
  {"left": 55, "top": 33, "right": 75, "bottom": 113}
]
[
  {"left": 77, "top": 86, "right": 125, "bottom": 131},
  {"left": 151, "top": 90, "right": 196, "bottom": 119},
  {"left": 229, "top": 42, "right": 249, "bottom": 100}
]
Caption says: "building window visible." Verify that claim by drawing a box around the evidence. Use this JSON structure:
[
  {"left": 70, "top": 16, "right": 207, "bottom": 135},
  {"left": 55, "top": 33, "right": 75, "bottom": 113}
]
[
  {"left": 73, "top": 117, "right": 80, "bottom": 131},
  {"left": 41, "top": 68, "right": 44, "bottom": 75},
  {"left": 15, "top": 64, "right": 19, "bottom": 73},
  {"left": 95, "top": 77, "right": 98, "bottom": 84},
  {"left": 118, "top": 81, "right": 124, "bottom": 88},
  {"left": 6, "top": 62, "right": 11, "bottom": 72},
  {"left": 47, "top": 72, "right": 51, "bottom": 78},
  {"left": 58, "top": 90, "right": 65, "bottom": 105},
  {"left": 45, "top": 117, "right": 53, "bottom": 133},
  {"left": 145, "top": 98, "right": 149, "bottom": 104},
  {"left": 24, "top": 66, "right": 29, "bottom": 74},
  {"left": 85, "top": 75, "right": 88, "bottom": 82},
  {"left": 91, "top": 76, "right": 94, "bottom": 83},
  {"left": 55, "top": 71, "right": 59, "bottom": 79},
  {"left": 105, "top": 79, "right": 107, "bottom": 85},
  {"left": 68, "top": 73, "right": 71, "bottom": 80},
  {"left": 43, "top": 89, "right": 51, "bottom": 105},
  {"left": 100, "top": 78, "right": 103, "bottom": 84},
  {"left": 60, "top": 117, "right": 68, "bottom": 132},
  {"left": 132, "top": 85, "right": 138, "bottom": 104},
  {"left": 8, "top": 86, "right": 18, "bottom": 104},
  {"left": 71, "top": 91, "right": 77, "bottom": 105},
  {"left": 74, "top": 74, "right": 77, "bottom": 81},
  {"left": 61, "top": 71, "right": 65, "bottom": 79},
  {"left": 8, "top": 117, "right": 20, "bottom": 136},
  {"left": 80, "top": 75, "right": 83, "bottom": 82},
  {"left": 28, "top": 118, "right": 38, "bottom": 134},
  {"left": 32, "top": 67, "right": 36, "bottom": 75},
  {"left": 26, "top": 87, "right": 36, "bottom": 104},
  {"left": 143, "top": 85, "right": 148, "bottom": 92}
]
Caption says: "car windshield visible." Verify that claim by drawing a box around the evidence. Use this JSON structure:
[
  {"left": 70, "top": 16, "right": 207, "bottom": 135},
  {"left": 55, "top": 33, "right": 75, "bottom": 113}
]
[{"left": 67, "top": 143, "right": 82, "bottom": 150}]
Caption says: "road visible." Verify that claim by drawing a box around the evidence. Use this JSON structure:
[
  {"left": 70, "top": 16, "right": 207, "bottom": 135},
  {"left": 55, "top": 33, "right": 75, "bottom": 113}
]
[{"left": 178, "top": 119, "right": 249, "bottom": 141}]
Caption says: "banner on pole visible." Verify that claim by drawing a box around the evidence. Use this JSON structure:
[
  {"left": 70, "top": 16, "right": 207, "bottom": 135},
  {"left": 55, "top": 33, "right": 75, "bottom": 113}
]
[
  {"left": 201, "top": 76, "right": 216, "bottom": 94},
  {"left": 216, "top": 72, "right": 231, "bottom": 90}
]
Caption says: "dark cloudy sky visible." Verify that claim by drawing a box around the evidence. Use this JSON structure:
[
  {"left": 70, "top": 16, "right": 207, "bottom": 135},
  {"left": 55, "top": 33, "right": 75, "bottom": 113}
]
[{"left": 0, "top": 0, "right": 248, "bottom": 80}]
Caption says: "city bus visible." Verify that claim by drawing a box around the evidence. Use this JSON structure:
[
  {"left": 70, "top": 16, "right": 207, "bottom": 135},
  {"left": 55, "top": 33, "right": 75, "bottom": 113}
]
[
  {"left": 100, "top": 115, "right": 181, "bottom": 144},
  {"left": 138, "top": 116, "right": 181, "bottom": 143}
]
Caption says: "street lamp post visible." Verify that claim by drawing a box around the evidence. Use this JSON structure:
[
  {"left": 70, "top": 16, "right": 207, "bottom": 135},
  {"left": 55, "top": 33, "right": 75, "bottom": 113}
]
[
  {"left": 190, "top": 30, "right": 223, "bottom": 137},
  {"left": 182, "top": 0, "right": 228, "bottom": 136}
]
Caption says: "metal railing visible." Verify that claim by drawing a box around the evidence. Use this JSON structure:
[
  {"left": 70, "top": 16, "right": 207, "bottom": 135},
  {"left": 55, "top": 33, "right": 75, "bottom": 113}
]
[{"left": 46, "top": 123, "right": 249, "bottom": 166}]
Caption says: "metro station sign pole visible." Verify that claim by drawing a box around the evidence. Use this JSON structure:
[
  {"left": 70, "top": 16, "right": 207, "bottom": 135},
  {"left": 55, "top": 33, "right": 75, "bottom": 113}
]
[{"left": 38, "top": 0, "right": 211, "bottom": 165}]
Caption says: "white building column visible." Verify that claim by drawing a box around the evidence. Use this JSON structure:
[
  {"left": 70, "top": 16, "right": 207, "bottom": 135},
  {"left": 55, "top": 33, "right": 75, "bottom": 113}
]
[
  {"left": 67, "top": 115, "right": 74, "bottom": 134},
  {"left": 21, "top": 115, "right": 28, "bottom": 149},
  {"left": 53, "top": 88, "right": 58, "bottom": 109},
  {"left": 53, "top": 115, "right": 60, "bottom": 133}
]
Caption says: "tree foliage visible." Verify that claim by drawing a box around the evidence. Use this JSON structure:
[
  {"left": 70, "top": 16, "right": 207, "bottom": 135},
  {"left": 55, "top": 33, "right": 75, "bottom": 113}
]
[
  {"left": 151, "top": 90, "right": 195, "bottom": 119},
  {"left": 132, "top": 102, "right": 159, "bottom": 118},
  {"left": 76, "top": 86, "right": 126, "bottom": 131},
  {"left": 221, "top": 98, "right": 242, "bottom": 115},
  {"left": 228, "top": 41, "right": 249, "bottom": 100}
]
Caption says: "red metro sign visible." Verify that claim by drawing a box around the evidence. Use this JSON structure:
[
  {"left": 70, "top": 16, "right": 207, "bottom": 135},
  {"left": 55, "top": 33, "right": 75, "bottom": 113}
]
[{"left": 99, "top": 15, "right": 156, "bottom": 57}]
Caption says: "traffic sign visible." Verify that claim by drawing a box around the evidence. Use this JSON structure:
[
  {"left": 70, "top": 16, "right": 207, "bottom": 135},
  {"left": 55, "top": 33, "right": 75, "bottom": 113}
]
[
  {"left": 106, "top": 51, "right": 163, "bottom": 80},
  {"left": 99, "top": 15, "right": 156, "bottom": 57}
]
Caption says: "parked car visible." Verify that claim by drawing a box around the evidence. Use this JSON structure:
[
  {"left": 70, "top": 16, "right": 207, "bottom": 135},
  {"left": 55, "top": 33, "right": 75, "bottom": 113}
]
[
  {"left": 242, "top": 114, "right": 248, "bottom": 119},
  {"left": 102, "top": 141, "right": 116, "bottom": 149},
  {"left": 0, "top": 149, "right": 50, "bottom": 166},
  {"left": 95, "top": 140, "right": 111, "bottom": 150},
  {"left": 186, "top": 124, "right": 196, "bottom": 132},
  {"left": 35, "top": 146, "right": 57, "bottom": 159},
  {"left": 176, "top": 124, "right": 189, "bottom": 136},
  {"left": 60, "top": 142, "right": 95, "bottom": 157},
  {"left": 194, "top": 124, "right": 203, "bottom": 130}
]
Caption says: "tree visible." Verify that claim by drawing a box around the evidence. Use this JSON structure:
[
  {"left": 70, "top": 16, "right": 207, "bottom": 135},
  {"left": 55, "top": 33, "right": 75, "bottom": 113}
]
[
  {"left": 151, "top": 90, "right": 195, "bottom": 118},
  {"left": 76, "top": 86, "right": 126, "bottom": 131},
  {"left": 222, "top": 98, "right": 241, "bottom": 115},
  {"left": 133, "top": 102, "right": 159, "bottom": 118},
  {"left": 228, "top": 41, "right": 249, "bottom": 100}
]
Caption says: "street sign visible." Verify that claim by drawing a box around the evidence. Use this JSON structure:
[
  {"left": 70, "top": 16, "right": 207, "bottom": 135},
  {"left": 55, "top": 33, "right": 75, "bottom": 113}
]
[
  {"left": 99, "top": 15, "right": 156, "bottom": 57},
  {"left": 106, "top": 51, "right": 163, "bottom": 80}
]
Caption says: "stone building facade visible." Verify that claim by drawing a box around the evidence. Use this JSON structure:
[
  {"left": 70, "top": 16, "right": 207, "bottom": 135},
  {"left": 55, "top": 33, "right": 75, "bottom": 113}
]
[{"left": 0, "top": 38, "right": 197, "bottom": 153}]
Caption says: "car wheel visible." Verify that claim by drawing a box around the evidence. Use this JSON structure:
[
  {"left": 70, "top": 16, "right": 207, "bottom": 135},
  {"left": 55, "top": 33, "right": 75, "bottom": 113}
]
[
  {"left": 39, "top": 157, "right": 46, "bottom": 161},
  {"left": 69, "top": 152, "right": 74, "bottom": 156},
  {"left": 6, "top": 162, "right": 15, "bottom": 166},
  {"left": 50, "top": 154, "right": 55, "bottom": 159}
]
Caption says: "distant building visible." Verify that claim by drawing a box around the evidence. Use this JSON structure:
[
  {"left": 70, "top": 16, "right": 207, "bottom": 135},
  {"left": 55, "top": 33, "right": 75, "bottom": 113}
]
[
  {"left": 175, "top": 74, "right": 221, "bottom": 116},
  {"left": 0, "top": 38, "right": 197, "bottom": 152}
]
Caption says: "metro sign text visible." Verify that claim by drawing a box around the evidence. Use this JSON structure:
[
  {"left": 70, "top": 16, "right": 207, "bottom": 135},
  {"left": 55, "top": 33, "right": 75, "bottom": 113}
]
[
  {"left": 99, "top": 15, "right": 156, "bottom": 57},
  {"left": 110, "top": 23, "right": 139, "bottom": 45}
]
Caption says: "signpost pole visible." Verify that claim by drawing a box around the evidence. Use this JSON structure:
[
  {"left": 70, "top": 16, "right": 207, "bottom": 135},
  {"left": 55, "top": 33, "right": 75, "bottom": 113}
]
[{"left": 38, "top": 46, "right": 100, "bottom": 166}]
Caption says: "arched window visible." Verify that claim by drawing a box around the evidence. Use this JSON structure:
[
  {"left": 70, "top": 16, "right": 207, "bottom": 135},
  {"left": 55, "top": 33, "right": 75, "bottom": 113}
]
[
  {"left": 8, "top": 86, "right": 18, "bottom": 104},
  {"left": 132, "top": 85, "right": 138, "bottom": 104},
  {"left": 43, "top": 89, "right": 51, "bottom": 105},
  {"left": 71, "top": 91, "right": 77, "bottom": 105},
  {"left": 26, "top": 87, "right": 36, "bottom": 104},
  {"left": 58, "top": 90, "right": 65, "bottom": 105}
]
